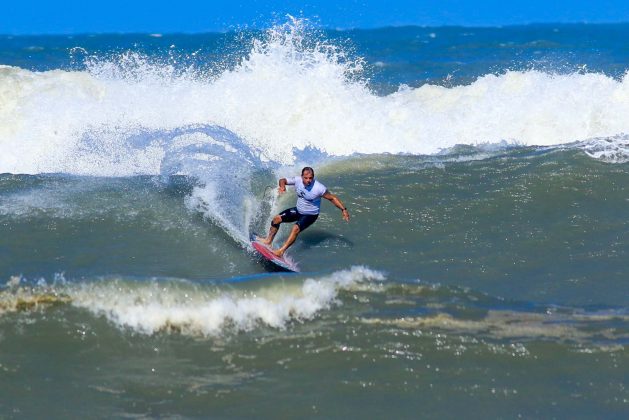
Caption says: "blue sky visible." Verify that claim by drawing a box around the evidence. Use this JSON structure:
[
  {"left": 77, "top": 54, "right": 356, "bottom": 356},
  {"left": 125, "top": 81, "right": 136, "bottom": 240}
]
[{"left": 4, "top": 0, "right": 629, "bottom": 34}]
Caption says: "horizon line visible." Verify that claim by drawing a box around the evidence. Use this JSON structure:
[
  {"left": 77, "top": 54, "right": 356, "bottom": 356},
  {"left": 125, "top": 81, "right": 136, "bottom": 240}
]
[{"left": 3, "top": 20, "right": 629, "bottom": 37}]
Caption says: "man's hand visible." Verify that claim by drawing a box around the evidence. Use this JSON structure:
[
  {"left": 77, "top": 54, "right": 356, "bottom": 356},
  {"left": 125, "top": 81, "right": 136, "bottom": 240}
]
[
  {"left": 278, "top": 178, "right": 288, "bottom": 194},
  {"left": 341, "top": 208, "right": 350, "bottom": 222}
]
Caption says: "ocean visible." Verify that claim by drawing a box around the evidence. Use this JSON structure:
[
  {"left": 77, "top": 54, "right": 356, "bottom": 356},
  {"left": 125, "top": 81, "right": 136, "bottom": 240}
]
[{"left": 1, "top": 20, "right": 628, "bottom": 418}]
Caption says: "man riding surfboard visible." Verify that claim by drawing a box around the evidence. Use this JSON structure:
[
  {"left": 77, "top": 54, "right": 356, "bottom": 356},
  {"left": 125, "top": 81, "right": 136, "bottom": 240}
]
[{"left": 258, "top": 167, "right": 350, "bottom": 257}]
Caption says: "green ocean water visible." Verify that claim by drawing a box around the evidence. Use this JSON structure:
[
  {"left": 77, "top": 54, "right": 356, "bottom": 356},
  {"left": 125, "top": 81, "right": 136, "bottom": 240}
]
[{"left": 1, "top": 150, "right": 628, "bottom": 418}]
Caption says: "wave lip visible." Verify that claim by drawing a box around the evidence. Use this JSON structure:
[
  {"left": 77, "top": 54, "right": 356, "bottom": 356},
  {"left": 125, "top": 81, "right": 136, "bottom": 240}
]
[{"left": 75, "top": 266, "right": 384, "bottom": 336}]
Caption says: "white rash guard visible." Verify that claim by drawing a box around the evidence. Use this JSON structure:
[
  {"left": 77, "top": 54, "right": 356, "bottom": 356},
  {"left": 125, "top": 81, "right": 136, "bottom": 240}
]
[{"left": 286, "top": 176, "right": 327, "bottom": 215}]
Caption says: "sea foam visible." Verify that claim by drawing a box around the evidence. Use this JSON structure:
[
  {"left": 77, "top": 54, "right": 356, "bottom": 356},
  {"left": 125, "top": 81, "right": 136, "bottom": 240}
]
[
  {"left": 43, "top": 266, "right": 385, "bottom": 336},
  {"left": 2, "top": 21, "right": 629, "bottom": 176}
]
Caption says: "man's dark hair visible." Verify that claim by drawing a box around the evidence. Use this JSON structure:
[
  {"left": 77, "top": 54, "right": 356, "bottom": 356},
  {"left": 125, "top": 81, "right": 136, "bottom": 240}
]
[{"left": 301, "top": 167, "right": 314, "bottom": 176}]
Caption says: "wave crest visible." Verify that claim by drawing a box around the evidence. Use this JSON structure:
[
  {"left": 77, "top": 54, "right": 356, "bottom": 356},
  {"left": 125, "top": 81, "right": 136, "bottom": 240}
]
[
  {"left": 3, "top": 20, "right": 629, "bottom": 175},
  {"left": 0, "top": 267, "right": 386, "bottom": 336}
]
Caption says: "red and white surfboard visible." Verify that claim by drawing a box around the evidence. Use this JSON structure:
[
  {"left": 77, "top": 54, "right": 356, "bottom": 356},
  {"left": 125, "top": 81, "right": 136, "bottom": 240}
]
[{"left": 251, "top": 237, "right": 299, "bottom": 272}]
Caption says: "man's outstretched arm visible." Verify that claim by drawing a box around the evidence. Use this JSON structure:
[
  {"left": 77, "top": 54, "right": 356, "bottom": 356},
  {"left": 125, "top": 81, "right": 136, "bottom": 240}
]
[{"left": 323, "top": 191, "right": 350, "bottom": 222}]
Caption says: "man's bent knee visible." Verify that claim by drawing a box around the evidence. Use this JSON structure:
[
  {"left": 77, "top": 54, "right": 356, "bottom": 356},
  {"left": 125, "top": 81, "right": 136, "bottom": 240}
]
[{"left": 271, "top": 215, "right": 282, "bottom": 229}]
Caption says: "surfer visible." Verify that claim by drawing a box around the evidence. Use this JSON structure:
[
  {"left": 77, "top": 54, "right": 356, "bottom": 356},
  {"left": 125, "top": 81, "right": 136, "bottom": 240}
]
[{"left": 258, "top": 167, "right": 350, "bottom": 257}]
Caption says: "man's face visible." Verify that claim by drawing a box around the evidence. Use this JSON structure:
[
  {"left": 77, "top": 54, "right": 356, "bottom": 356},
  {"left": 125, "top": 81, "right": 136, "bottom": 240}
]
[{"left": 301, "top": 171, "right": 314, "bottom": 186}]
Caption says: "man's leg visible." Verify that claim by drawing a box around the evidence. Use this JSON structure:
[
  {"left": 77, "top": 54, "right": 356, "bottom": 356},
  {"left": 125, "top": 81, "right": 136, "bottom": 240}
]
[
  {"left": 273, "top": 224, "right": 300, "bottom": 257},
  {"left": 259, "top": 214, "right": 282, "bottom": 245}
]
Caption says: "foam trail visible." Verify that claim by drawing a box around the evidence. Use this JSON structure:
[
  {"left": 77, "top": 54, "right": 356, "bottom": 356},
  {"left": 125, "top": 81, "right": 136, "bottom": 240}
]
[{"left": 159, "top": 126, "right": 275, "bottom": 243}]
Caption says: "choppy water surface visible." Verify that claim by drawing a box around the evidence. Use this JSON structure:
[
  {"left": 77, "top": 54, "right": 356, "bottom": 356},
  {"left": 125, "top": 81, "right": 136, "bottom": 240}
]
[{"left": 1, "top": 21, "right": 628, "bottom": 418}]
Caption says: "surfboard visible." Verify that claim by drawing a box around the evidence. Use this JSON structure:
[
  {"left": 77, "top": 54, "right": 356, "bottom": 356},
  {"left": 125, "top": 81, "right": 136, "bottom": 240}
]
[{"left": 250, "top": 235, "right": 299, "bottom": 272}]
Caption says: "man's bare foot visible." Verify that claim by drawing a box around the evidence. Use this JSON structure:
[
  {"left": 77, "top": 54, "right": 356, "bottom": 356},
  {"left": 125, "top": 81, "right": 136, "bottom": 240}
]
[
  {"left": 255, "top": 236, "right": 272, "bottom": 246},
  {"left": 272, "top": 249, "right": 284, "bottom": 258}
]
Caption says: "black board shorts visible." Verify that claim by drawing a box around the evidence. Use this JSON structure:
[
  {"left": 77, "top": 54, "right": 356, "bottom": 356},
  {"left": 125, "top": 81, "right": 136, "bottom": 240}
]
[{"left": 279, "top": 207, "right": 319, "bottom": 231}]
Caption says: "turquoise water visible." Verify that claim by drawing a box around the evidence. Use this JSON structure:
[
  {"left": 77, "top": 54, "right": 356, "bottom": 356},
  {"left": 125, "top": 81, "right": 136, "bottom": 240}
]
[{"left": 1, "top": 21, "right": 628, "bottom": 418}]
